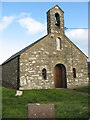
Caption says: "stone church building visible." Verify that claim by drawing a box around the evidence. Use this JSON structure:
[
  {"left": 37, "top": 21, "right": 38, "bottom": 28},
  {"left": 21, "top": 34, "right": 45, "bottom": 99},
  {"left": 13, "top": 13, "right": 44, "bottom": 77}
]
[{"left": 2, "top": 5, "right": 88, "bottom": 90}]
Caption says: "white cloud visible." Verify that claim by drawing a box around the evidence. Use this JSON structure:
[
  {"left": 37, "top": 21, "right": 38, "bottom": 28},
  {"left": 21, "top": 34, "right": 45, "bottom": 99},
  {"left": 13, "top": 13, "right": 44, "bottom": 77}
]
[
  {"left": 18, "top": 12, "right": 31, "bottom": 18},
  {"left": 65, "top": 29, "right": 88, "bottom": 55},
  {"left": 0, "top": 16, "right": 14, "bottom": 31},
  {"left": 0, "top": 13, "right": 47, "bottom": 35},
  {"left": 18, "top": 17, "right": 46, "bottom": 35},
  {"left": 1, "top": 13, "right": 88, "bottom": 64},
  {"left": 0, "top": 13, "right": 47, "bottom": 64},
  {"left": 65, "top": 29, "right": 88, "bottom": 44},
  {"left": 0, "top": 12, "right": 31, "bottom": 32}
]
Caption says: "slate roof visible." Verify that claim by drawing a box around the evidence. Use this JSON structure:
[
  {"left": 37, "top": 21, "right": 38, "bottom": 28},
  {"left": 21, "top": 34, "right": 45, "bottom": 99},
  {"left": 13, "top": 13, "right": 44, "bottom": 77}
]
[
  {"left": 2, "top": 33, "right": 88, "bottom": 65},
  {"left": 2, "top": 35, "right": 47, "bottom": 65}
]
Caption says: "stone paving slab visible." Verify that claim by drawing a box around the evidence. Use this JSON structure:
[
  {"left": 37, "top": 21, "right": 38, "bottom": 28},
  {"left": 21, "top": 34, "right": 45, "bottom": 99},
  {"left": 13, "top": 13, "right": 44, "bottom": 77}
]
[{"left": 28, "top": 104, "right": 55, "bottom": 120}]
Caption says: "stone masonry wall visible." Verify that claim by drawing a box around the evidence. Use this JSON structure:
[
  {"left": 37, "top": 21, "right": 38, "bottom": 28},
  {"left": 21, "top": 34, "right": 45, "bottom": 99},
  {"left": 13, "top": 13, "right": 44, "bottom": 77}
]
[
  {"left": 19, "top": 5, "right": 88, "bottom": 89},
  {"left": 47, "top": 6, "right": 64, "bottom": 35},
  {"left": 2, "top": 5, "right": 88, "bottom": 90},
  {"left": 19, "top": 33, "right": 88, "bottom": 90},
  {"left": 64, "top": 36, "right": 88, "bottom": 88},
  {"left": 2, "top": 57, "right": 18, "bottom": 89}
]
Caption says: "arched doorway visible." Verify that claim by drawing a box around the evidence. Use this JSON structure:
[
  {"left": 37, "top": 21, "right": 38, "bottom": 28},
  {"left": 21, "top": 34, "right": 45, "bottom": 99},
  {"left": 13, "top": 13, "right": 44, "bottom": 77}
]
[{"left": 54, "top": 64, "right": 67, "bottom": 88}]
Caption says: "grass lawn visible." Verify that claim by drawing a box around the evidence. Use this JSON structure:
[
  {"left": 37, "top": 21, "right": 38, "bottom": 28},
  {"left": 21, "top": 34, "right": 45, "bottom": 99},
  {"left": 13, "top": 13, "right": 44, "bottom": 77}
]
[
  {"left": 74, "top": 85, "right": 89, "bottom": 93},
  {"left": 2, "top": 87, "right": 89, "bottom": 119}
]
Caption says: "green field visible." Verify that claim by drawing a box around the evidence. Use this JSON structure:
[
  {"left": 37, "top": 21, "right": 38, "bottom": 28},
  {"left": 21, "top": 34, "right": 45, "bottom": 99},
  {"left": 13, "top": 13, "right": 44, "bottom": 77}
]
[
  {"left": 75, "top": 85, "right": 89, "bottom": 93},
  {"left": 2, "top": 87, "right": 89, "bottom": 119}
]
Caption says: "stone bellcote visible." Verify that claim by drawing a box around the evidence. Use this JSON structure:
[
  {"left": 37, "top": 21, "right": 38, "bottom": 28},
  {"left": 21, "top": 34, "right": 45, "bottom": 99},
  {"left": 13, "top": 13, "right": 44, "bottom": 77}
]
[{"left": 47, "top": 5, "right": 64, "bottom": 35}]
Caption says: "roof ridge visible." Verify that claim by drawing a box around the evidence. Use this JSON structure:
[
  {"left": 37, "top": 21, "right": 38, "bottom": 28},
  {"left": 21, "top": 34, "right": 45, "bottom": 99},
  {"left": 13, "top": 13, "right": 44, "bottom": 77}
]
[
  {"left": 64, "top": 35, "right": 88, "bottom": 58},
  {"left": 2, "top": 35, "right": 47, "bottom": 65}
]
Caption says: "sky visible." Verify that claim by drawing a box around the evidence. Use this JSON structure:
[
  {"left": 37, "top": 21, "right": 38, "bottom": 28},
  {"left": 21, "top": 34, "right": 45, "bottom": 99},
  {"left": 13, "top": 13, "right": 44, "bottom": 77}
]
[{"left": 0, "top": 2, "right": 89, "bottom": 64}]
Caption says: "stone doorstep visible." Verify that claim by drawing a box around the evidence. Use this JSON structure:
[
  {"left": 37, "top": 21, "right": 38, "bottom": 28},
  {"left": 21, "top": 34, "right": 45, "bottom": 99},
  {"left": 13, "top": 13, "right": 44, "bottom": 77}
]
[{"left": 55, "top": 88, "right": 65, "bottom": 89}]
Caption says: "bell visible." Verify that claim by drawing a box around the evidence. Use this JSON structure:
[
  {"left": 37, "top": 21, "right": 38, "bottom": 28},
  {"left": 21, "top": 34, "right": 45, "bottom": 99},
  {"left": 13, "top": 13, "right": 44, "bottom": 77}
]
[
  {"left": 55, "top": 20, "right": 58, "bottom": 25},
  {"left": 55, "top": 20, "right": 60, "bottom": 26}
]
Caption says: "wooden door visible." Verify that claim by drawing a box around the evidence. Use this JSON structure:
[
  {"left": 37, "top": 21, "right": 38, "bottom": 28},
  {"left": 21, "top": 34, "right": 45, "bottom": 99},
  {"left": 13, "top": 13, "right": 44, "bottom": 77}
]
[{"left": 54, "top": 66, "right": 62, "bottom": 88}]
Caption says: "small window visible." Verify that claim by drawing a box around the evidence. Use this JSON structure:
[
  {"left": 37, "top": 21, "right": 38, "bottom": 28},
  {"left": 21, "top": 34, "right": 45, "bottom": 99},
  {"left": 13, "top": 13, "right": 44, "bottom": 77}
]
[
  {"left": 42, "top": 68, "right": 47, "bottom": 80},
  {"left": 73, "top": 68, "right": 76, "bottom": 78},
  {"left": 56, "top": 38, "right": 61, "bottom": 50},
  {"left": 55, "top": 13, "right": 60, "bottom": 27}
]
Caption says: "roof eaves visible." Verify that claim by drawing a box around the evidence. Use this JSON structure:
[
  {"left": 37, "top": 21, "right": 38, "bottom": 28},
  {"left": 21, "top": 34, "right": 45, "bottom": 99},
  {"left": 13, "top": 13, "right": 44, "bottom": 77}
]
[
  {"left": 64, "top": 35, "right": 88, "bottom": 58},
  {"left": 2, "top": 35, "right": 47, "bottom": 65}
]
